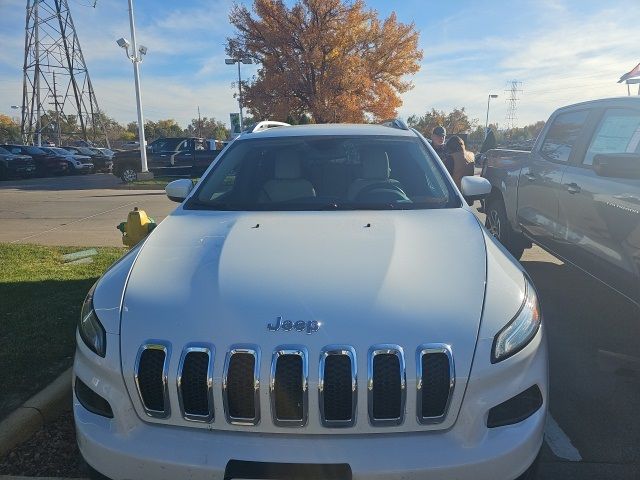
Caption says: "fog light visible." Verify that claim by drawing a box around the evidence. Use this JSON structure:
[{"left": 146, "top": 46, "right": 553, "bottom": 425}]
[
  {"left": 487, "top": 385, "right": 542, "bottom": 428},
  {"left": 75, "top": 378, "right": 113, "bottom": 418}
]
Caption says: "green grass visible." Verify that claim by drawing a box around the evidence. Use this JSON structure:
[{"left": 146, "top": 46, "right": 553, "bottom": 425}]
[{"left": 0, "top": 244, "right": 125, "bottom": 418}]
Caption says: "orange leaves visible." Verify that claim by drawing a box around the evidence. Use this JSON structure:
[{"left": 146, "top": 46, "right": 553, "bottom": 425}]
[{"left": 227, "top": 0, "right": 422, "bottom": 123}]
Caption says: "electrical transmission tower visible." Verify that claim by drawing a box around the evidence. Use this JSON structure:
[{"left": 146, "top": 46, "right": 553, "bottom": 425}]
[
  {"left": 21, "top": 0, "right": 108, "bottom": 146},
  {"left": 504, "top": 80, "right": 523, "bottom": 131}
]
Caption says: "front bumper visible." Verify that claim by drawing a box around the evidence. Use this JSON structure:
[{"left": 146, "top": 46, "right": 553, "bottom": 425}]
[{"left": 74, "top": 326, "right": 547, "bottom": 480}]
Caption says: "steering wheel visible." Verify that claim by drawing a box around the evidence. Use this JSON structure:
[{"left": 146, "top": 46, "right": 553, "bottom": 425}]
[{"left": 354, "top": 182, "right": 410, "bottom": 202}]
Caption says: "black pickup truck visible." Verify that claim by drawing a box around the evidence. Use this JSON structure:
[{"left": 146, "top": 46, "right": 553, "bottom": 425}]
[{"left": 112, "top": 137, "right": 222, "bottom": 182}]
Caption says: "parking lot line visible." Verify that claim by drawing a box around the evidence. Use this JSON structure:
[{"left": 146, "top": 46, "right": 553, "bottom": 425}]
[
  {"left": 545, "top": 414, "right": 582, "bottom": 462},
  {"left": 9, "top": 201, "right": 139, "bottom": 244}
]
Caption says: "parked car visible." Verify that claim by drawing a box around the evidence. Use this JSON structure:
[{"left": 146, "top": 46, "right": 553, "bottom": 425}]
[
  {"left": 75, "top": 122, "right": 547, "bottom": 480},
  {"left": 482, "top": 97, "right": 640, "bottom": 306},
  {"left": 119, "top": 140, "right": 143, "bottom": 150},
  {"left": 112, "top": 137, "right": 222, "bottom": 182},
  {"left": 0, "top": 144, "right": 68, "bottom": 176},
  {"left": 63, "top": 146, "right": 112, "bottom": 173},
  {"left": 96, "top": 147, "right": 115, "bottom": 159},
  {"left": 0, "top": 146, "right": 36, "bottom": 180},
  {"left": 40, "top": 147, "right": 94, "bottom": 174}
]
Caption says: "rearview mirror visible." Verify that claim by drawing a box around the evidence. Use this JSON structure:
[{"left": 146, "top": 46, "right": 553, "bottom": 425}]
[
  {"left": 593, "top": 154, "right": 640, "bottom": 179},
  {"left": 165, "top": 179, "right": 193, "bottom": 203},
  {"left": 461, "top": 176, "right": 491, "bottom": 204}
]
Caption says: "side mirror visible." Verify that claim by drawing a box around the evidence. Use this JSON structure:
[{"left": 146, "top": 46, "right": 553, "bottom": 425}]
[
  {"left": 165, "top": 179, "right": 193, "bottom": 203},
  {"left": 461, "top": 176, "right": 491, "bottom": 203},
  {"left": 593, "top": 154, "right": 640, "bottom": 179}
]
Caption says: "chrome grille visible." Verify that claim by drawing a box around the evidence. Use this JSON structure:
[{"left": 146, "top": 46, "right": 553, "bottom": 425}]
[
  {"left": 177, "top": 345, "right": 214, "bottom": 422},
  {"left": 222, "top": 346, "right": 260, "bottom": 425},
  {"left": 270, "top": 347, "right": 308, "bottom": 427},
  {"left": 133, "top": 342, "right": 454, "bottom": 429},
  {"left": 134, "top": 343, "right": 171, "bottom": 418},
  {"left": 319, "top": 346, "right": 357, "bottom": 427}
]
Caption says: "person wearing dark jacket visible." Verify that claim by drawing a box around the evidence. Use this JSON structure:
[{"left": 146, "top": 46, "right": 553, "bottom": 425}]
[{"left": 429, "top": 126, "right": 453, "bottom": 174}]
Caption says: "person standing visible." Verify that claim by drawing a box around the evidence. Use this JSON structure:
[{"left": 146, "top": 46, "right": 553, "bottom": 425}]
[
  {"left": 430, "top": 126, "right": 453, "bottom": 175},
  {"left": 445, "top": 135, "right": 475, "bottom": 189}
]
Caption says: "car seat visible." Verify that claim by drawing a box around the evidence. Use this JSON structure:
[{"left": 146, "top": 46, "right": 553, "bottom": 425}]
[{"left": 259, "top": 150, "right": 316, "bottom": 202}]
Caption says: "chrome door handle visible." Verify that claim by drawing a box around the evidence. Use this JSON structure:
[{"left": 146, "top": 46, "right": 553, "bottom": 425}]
[
  {"left": 566, "top": 183, "right": 581, "bottom": 194},
  {"left": 524, "top": 173, "right": 536, "bottom": 181}
]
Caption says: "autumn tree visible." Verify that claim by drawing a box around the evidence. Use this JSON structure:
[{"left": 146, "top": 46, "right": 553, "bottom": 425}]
[
  {"left": 407, "top": 107, "right": 477, "bottom": 137},
  {"left": 186, "top": 117, "right": 229, "bottom": 140},
  {"left": 0, "top": 114, "right": 21, "bottom": 143},
  {"left": 227, "top": 0, "right": 423, "bottom": 123}
]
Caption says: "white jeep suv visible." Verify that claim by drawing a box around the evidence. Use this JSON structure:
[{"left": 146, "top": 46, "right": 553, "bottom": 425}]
[{"left": 74, "top": 122, "right": 547, "bottom": 480}]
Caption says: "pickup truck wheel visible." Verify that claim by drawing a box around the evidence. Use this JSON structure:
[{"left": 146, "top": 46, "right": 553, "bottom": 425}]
[
  {"left": 120, "top": 166, "right": 137, "bottom": 183},
  {"left": 485, "top": 197, "right": 525, "bottom": 259}
]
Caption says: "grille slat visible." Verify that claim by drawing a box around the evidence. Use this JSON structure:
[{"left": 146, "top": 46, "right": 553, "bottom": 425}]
[
  {"left": 135, "top": 344, "right": 170, "bottom": 418},
  {"left": 178, "top": 347, "right": 213, "bottom": 422},
  {"left": 417, "top": 344, "right": 454, "bottom": 424},
  {"left": 324, "top": 356, "right": 352, "bottom": 420},
  {"left": 223, "top": 347, "right": 260, "bottom": 425},
  {"left": 368, "top": 345, "right": 406, "bottom": 426},
  {"left": 319, "top": 346, "right": 357, "bottom": 428},
  {"left": 270, "top": 348, "right": 308, "bottom": 427}
]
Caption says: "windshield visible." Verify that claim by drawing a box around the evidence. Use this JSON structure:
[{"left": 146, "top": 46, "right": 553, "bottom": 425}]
[
  {"left": 189, "top": 135, "right": 457, "bottom": 211},
  {"left": 25, "top": 146, "right": 46, "bottom": 155},
  {"left": 50, "top": 147, "right": 71, "bottom": 154},
  {"left": 149, "top": 138, "right": 184, "bottom": 153}
]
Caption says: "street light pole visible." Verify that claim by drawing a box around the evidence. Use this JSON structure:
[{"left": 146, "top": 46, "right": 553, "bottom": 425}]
[
  {"left": 126, "top": 0, "right": 148, "bottom": 173},
  {"left": 226, "top": 57, "right": 252, "bottom": 132},
  {"left": 485, "top": 94, "right": 498, "bottom": 137},
  {"left": 237, "top": 61, "right": 243, "bottom": 131}
]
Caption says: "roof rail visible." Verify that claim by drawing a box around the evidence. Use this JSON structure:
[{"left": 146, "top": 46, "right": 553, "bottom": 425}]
[
  {"left": 380, "top": 118, "right": 409, "bottom": 130},
  {"left": 243, "top": 121, "right": 291, "bottom": 134}
]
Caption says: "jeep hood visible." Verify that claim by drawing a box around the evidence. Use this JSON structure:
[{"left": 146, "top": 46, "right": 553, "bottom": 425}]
[{"left": 119, "top": 208, "right": 488, "bottom": 431}]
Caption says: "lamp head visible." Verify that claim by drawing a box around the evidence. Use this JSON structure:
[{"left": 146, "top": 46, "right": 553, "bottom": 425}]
[
  {"left": 225, "top": 58, "right": 235, "bottom": 65},
  {"left": 490, "top": 94, "right": 499, "bottom": 99},
  {"left": 116, "top": 37, "right": 130, "bottom": 49},
  {"left": 138, "top": 45, "right": 148, "bottom": 56}
]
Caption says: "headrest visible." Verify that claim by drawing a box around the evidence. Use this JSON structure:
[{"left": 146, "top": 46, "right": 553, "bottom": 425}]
[
  {"left": 362, "top": 150, "right": 390, "bottom": 180},
  {"left": 274, "top": 150, "right": 302, "bottom": 179}
]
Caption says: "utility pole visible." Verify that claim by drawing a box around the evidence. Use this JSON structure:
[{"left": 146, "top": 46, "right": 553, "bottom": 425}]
[
  {"left": 21, "top": 0, "right": 108, "bottom": 146},
  {"left": 505, "top": 80, "right": 523, "bottom": 133},
  {"left": 197, "top": 105, "right": 202, "bottom": 138},
  {"left": 127, "top": 0, "right": 147, "bottom": 172},
  {"left": 34, "top": 0, "right": 41, "bottom": 146}
]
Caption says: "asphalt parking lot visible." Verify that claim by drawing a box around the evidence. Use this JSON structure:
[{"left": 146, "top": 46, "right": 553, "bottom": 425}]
[
  {"left": 0, "top": 174, "right": 174, "bottom": 246},
  {"left": 0, "top": 174, "right": 639, "bottom": 479}
]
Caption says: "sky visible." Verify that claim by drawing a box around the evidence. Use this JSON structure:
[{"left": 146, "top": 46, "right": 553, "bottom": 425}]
[{"left": 0, "top": 0, "right": 639, "bottom": 130}]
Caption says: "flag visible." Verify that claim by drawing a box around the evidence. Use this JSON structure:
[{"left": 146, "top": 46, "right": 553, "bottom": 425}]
[{"left": 618, "top": 62, "right": 640, "bottom": 83}]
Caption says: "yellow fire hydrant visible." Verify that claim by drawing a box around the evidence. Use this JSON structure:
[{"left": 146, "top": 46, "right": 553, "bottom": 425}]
[{"left": 117, "top": 207, "right": 157, "bottom": 247}]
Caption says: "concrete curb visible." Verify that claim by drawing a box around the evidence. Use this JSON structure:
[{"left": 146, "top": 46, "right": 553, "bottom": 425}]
[{"left": 0, "top": 368, "right": 72, "bottom": 459}]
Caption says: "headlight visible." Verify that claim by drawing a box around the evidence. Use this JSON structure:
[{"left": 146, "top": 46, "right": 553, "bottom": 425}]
[
  {"left": 491, "top": 276, "right": 541, "bottom": 363},
  {"left": 78, "top": 283, "right": 106, "bottom": 357}
]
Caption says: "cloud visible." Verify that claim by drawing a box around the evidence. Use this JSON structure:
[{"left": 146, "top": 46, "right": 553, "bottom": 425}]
[{"left": 399, "top": 1, "right": 639, "bottom": 126}]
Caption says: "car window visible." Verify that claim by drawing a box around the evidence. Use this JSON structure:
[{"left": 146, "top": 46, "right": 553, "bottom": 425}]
[
  {"left": 539, "top": 110, "right": 589, "bottom": 163},
  {"left": 583, "top": 108, "right": 640, "bottom": 166},
  {"left": 190, "top": 135, "right": 457, "bottom": 211},
  {"left": 25, "top": 146, "right": 46, "bottom": 155},
  {"left": 0, "top": 147, "right": 10, "bottom": 155}
]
